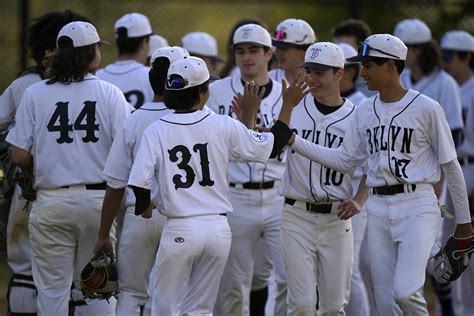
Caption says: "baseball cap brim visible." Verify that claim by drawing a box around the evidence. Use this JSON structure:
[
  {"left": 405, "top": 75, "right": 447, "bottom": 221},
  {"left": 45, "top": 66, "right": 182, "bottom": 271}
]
[
  {"left": 272, "top": 40, "right": 308, "bottom": 49},
  {"left": 299, "top": 62, "right": 334, "bottom": 71},
  {"left": 234, "top": 41, "right": 269, "bottom": 48},
  {"left": 346, "top": 55, "right": 376, "bottom": 63}
]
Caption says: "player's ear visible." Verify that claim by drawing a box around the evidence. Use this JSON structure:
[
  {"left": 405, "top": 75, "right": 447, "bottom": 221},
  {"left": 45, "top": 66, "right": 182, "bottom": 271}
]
[
  {"left": 263, "top": 47, "right": 273, "bottom": 63},
  {"left": 386, "top": 59, "right": 396, "bottom": 74}
]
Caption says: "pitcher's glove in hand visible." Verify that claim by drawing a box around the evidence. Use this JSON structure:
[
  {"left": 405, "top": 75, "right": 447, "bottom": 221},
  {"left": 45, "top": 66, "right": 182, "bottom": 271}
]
[
  {"left": 80, "top": 251, "right": 118, "bottom": 300},
  {"left": 429, "top": 234, "right": 473, "bottom": 284},
  {"left": 16, "top": 169, "right": 36, "bottom": 202}
]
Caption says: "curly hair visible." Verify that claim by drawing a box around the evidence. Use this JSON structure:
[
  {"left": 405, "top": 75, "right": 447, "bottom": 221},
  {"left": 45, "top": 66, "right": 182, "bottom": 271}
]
[{"left": 27, "top": 10, "right": 90, "bottom": 75}]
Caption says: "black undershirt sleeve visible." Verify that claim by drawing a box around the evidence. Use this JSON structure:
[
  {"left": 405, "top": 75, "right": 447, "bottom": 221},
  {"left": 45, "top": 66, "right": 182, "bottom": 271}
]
[
  {"left": 130, "top": 185, "right": 150, "bottom": 215},
  {"left": 269, "top": 120, "right": 292, "bottom": 158}
]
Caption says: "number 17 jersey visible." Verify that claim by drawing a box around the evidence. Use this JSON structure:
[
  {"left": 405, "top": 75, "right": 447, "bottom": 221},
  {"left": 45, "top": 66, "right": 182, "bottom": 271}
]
[{"left": 7, "top": 74, "right": 131, "bottom": 189}]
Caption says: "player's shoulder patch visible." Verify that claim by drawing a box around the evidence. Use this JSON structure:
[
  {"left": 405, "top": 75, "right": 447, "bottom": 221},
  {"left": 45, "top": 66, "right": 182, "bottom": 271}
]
[{"left": 249, "top": 130, "right": 267, "bottom": 143}]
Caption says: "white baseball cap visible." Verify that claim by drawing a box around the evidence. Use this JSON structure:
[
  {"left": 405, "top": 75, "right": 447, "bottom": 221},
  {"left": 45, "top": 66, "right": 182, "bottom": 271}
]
[
  {"left": 347, "top": 34, "right": 407, "bottom": 62},
  {"left": 166, "top": 56, "right": 219, "bottom": 90},
  {"left": 300, "top": 42, "right": 344, "bottom": 71},
  {"left": 272, "top": 19, "right": 316, "bottom": 48},
  {"left": 441, "top": 30, "right": 474, "bottom": 52},
  {"left": 181, "top": 32, "right": 223, "bottom": 61},
  {"left": 57, "top": 21, "right": 102, "bottom": 48},
  {"left": 115, "top": 13, "right": 152, "bottom": 38},
  {"left": 150, "top": 46, "right": 190, "bottom": 66},
  {"left": 148, "top": 34, "right": 170, "bottom": 57},
  {"left": 337, "top": 42, "right": 358, "bottom": 64},
  {"left": 393, "top": 19, "right": 431, "bottom": 45},
  {"left": 233, "top": 24, "right": 272, "bottom": 48}
]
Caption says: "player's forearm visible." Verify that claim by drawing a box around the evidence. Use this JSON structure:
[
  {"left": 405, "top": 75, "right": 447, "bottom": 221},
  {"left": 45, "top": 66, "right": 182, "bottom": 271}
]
[
  {"left": 290, "top": 134, "right": 353, "bottom": 173},
  {"left": 11, "top": 146, "right": 33, "bottom": 170},
  {"left": 98, "top": 187, "right": 125, "bottom": 240},
  {"left": 442, "top": 159, "right": 472, "bottom": 224},
  {"left": 353, "top": 175, "right": 368, "bottom": 207}
]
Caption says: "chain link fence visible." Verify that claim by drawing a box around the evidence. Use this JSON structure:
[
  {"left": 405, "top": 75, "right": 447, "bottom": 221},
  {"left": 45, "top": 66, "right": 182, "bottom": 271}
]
[{"left": 0, "top": 0, "right": 473, "bottom": 91}]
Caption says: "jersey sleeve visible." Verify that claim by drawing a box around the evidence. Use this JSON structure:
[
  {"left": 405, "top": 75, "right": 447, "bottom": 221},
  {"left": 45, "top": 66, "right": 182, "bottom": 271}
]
[
  {"left": 103, "top": 123, "right": 134, "bottom": 186},
  {"left": 291, "top": 110, "right": 367, "bottom": 173},
  {"left": 0, "top": 83, "right": 17, "bottom": 131},
  {"left": 128, "top": 125, "right": 160, "bottom": 190},
  {"left": 428, "top": 104, "right": 458, "bottom": 164},
  {"left": 228, "top": 118, "right": 274, "bottom": 163},
  {"left": 5, "top": 90, "right": 34, "bottom": 151}
]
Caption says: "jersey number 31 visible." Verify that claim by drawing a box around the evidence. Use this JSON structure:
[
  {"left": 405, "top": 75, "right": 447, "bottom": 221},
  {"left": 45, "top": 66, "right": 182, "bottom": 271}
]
[{"left": 47, "top": 101, "right": 99, "bottom": 144}]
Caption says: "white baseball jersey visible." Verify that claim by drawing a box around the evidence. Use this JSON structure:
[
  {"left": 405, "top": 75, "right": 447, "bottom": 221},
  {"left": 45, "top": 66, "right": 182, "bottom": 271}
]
[
  {"left": 7, "top": 74, "right": 131, "bottom": 189},
  {"left": 458, "top": 77, "right": 474, "bottom": 157},
  {"left": 269, "top": 68, "right": 288, "bottom": 83},
  {"left": 292, "top": 89, "right": 457, "bottom": 188},
  {"left": 128, "top": 110, "right": 275, "bottom": 218},
  {"left": 0, "top": 73, "right": 42, "bottom": 131},
  {"left": 96, "top": 60, "right": 154, "bottom": 109},
  {"left": 207, "top": 75, "right": 285, "bottom": 183},
  {"left": 279, "top": 95, "right": 356, "bottom": 202},
  {"left": 400, "top": 69, "right": 463, "bottom": 130},
  {"left": 347, "top": 90, "right": 367, "bottom": 107},
  {"left": 104, "top": 101, "right": 172, "bottom": 207}
]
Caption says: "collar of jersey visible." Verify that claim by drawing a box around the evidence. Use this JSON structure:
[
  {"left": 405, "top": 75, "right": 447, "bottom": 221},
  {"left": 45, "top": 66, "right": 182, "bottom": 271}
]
[{"left": 160, "top": 110, "right": 209, "bottom": 124}]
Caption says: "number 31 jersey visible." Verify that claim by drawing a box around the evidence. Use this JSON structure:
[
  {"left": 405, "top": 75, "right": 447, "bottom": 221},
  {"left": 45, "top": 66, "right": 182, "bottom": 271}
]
[
  {"left": 128, "top": 110, "right": 275, "bottom": 218},
  {"left": 7, "top": 74, "right": 131, "bottom": 189}
]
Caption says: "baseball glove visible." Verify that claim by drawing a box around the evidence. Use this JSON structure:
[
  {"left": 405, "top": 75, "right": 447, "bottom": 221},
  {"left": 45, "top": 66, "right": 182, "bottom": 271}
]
[
  {"left": 429, "top": 234, "right": 474, "bottom": 284},
  {"left": 80, "top": 251, "right": 118, "bottom": 300},
  {"left": 15, "top": 169, "right": 36, "bottom": 202}
]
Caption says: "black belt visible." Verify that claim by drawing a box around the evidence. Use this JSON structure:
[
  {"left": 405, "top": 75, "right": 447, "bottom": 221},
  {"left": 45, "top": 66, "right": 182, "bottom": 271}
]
[
  {"left": 61, "top": 182, "right": 107, "bottom": 190},
  {"left": 458, "top": 157, "right": 474, "bottom": 166},
  {"left": 229, "top": 181, "right": 275, "bottom": 190},
  {"left": 285, "top": 198, "right": 332, "bottom": 214},
  {"left": 371, "top": 184, "right": 416, "bottom": 195}
]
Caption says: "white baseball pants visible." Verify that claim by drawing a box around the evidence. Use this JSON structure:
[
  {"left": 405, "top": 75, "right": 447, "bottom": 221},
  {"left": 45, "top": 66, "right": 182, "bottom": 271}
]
[
  {"left": 151, "top": 214, "right": 231, "bottom": 315},
  {"left": 116, "top": 206, "right": 165, "bottom": 316},
  {"left": 366, "top": 183, "right": 439, "bottom": 316},
  {"left": 282, "top": 203, "right": 353, "bottom": 316},
  {"left": 29, "top": 186, "right": 116, "bottom": 316}
]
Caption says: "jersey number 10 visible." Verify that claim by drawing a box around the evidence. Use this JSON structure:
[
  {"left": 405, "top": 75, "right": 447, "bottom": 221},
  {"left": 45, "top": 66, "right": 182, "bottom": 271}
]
[{"left": 47, "top": 101, "right": 99, "bottom": 144}]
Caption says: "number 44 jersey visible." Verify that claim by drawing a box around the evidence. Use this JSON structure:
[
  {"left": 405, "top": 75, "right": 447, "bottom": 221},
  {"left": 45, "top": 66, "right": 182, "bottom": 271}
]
[
  {"left": 128, "top": 110, "right": 275, "bottom": 218},
  {"left": 7, "top": 74, "right": 131, "bottom": 189}
]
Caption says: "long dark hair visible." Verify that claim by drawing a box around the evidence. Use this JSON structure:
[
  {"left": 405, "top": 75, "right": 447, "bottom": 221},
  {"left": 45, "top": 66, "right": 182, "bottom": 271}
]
[
  {"left": 27, "top": 10, "right": 90, "bottom": 78},
  {"left": 44, "top": 37, "right": 97, "bottom": 84}
]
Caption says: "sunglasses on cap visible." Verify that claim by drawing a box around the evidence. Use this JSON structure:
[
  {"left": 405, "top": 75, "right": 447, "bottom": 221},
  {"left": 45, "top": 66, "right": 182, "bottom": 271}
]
[
  {"left": 274, "top": 29, "right": 287, "bottom": 41},
  {"left": 441, "top": 50, "right": 455, "bottom": 63},
  {"left": 358, "top": 42, "right": 400, "bottom": 59},
  {"left": 166, "top": 74, "right": 188, "bottom": 90}
]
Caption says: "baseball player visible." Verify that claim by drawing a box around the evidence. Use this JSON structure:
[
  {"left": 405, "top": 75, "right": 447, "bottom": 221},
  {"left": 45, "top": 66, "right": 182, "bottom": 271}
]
[
  {"left": 206, "top": 23, "right": 288, "bottom": 315},
  {"left": 127, "top": 56, "right": 307, "bottom": 315},
  {"left": 440, "top": 30, "right": 474, "bottom": 316},
  {"left": 146, "top": 33, "right": 169, "bottom": 66},
  {"left": 270, "top": 18, "right": 316, "bottom": 84},
  {"left": 333, "top": 19, "right": 374, "bottom": 97},
  {"left": 0, "top": 10, "right": 90, "bottom": 315},
  {"left": 279, "top": 41, "right": 366, "bottom": 315},
  {"left": 337, "top": 42, "right": 371, "bottom": 316},
  {"left": 93, "top": 46, "right": 189, "bottom": 316},
  {"left": 6, "top": 21, "right": 131, "bottom": 315},
  {"left": 393, "top": 19, "right": 465, "bottom": 314},
  {"left": 288, "top": 33, "right": 473, "bottom": 315},
  {"left": 181, "top": 31, "right": 224, "bottom": 76},
  {"left": 97, "top": 13, "right": 154, "bottom": 109}
]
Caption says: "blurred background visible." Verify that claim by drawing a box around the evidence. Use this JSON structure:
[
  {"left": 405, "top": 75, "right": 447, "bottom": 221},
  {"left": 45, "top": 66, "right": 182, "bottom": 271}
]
[
  {"left": 1, "top": 0, "right": 473, "bottom": 92},
  {"left": 0, "top": 0, "right": 473, "bottom": 314}
]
